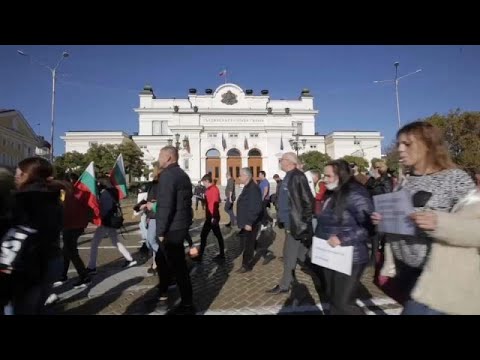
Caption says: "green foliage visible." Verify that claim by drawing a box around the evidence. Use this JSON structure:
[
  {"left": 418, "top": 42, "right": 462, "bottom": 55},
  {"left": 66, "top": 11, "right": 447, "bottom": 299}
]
[
  {"left": 55, "top": 140, "right": 146, "bottom": 180},
  {"left": 298, "top": 151, "right": 332, "bottom": 171},
  {"left": 53, "top": 151, "right": 87, "bottom": 178}
]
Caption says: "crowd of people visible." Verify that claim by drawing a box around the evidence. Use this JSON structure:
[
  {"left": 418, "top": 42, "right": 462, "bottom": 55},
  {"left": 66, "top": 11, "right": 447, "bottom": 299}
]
[{"left": 1, "top": 120, "right": 480, "bottom": 315}]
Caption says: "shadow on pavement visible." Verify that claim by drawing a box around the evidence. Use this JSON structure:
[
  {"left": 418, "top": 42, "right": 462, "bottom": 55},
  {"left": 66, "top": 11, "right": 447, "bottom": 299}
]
[
  {"left": 57, "top": 276, "right": 144, "bottom": 315},
  {"left": 124, "top": 225, "right": 244, "bottom": 315},
  {"left": 52, "top": 247, "right": 145, "bottom": 314}
]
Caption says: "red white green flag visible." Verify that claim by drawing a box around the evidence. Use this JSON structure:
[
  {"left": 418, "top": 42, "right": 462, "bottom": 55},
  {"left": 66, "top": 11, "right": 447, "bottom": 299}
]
[
  {"left": 110, "top": 154, "right": 128, "bottom": 200},
  {"left": 76, "top": 161, "right": 101, "bottom": 226}
]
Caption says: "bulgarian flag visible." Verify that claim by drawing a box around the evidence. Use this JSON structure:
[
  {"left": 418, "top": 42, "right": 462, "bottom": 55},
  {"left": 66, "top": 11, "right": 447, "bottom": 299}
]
[
  {"left": 110, "top": 154, "right": 128, "bottom": 200},
  {"left": 76, "top": 161, "right": 101, "bottom": 226}
]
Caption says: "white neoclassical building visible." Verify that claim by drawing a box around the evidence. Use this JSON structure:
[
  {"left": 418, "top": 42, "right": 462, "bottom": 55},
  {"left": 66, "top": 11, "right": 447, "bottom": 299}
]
[{"left": 62, "top": 83, "right": 383, "bottom": 185}]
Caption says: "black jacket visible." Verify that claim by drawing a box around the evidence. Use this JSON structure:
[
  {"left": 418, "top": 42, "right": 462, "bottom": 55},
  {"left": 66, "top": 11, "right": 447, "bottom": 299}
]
[
  {"left": 315, "top": 181, "right": 374, "bottom": 264},
  {"left": 2, "top": 182, "right": 63, "bottom": 281},
  {"left": 285, "top": 169, "right": 315, "bottom": 243},
  {"left": 236, "top": 179, "right": 264, "bottom": 229},
  {"left": 155, "top": 163, "right": 193, "bottom": 237},
  {"left": 366, "top": 174, "right": 393, "bottom": 197}
]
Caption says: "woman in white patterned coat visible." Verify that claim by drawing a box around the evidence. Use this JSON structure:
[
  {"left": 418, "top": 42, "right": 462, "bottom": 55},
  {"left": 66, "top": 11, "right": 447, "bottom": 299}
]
[{"left": 371, "top": 121, "right": 476, "bottom": 313}]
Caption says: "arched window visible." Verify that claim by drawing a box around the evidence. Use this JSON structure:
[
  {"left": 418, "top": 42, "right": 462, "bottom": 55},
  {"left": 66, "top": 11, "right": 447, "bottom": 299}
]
[
  {"left": 227, "top": 148, "right": 241, "bottom": 157},
  {"left": 206, "top": 148, "right": 220, "bottom": 157},
  {"left": 248, "top": 148, "right": 262, "bottom": 157}
]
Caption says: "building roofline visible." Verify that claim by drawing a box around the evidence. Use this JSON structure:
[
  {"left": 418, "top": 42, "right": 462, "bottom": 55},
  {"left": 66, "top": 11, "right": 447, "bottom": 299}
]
[{"left": 65, "top": 130, "right": 128, "bottom": 133}]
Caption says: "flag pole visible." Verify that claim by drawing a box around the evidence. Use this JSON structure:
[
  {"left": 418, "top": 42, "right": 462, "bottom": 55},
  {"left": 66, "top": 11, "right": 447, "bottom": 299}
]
[{"left": 225, "top": 68, "right": 227, "bottom": 84}]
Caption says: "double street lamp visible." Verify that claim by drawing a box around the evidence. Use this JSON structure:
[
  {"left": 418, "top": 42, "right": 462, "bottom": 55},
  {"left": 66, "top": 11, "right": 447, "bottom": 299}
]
[
  {"left": 289, "top": 122, "right": 307, "bottom": 156},
  {"left": 17, "top": 49, "right": 70, "bottom": 162},
  {"left": 168, "top": 133, "right": 189, "bottom": 150},
  {"left": 374, "top": 61, "right": 422, "bottom": 130},
  {"left": 374, "top": 62, "right": 421, "bottom": 178}
]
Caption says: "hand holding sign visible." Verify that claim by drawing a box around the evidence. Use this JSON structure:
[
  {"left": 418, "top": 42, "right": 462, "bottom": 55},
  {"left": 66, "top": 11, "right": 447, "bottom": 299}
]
[
  {"left": 410, "top": 211, "right": 437, "bottom": 231},
  {"left": 373, "top": 190, "right": 416, "bottom": 236}
]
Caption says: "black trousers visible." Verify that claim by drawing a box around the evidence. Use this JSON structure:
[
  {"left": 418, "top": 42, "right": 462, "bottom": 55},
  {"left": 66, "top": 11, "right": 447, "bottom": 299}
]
[
  {"left": 321, "top": 263, "right": 366, "bottom": 315},
  {"left": 195, "top": 198, "right": 205, "bottom": 210},
  {"left": 62, "top": 228, "right": 88, "bottom": 279},
  {"left": 155, "top": 229, "right": 193, "bottom": 305},
  {"left": 199, "top": 219, "right": 225, "bottom": 257},
  {"left": 240, "top": 225, "right": 260, "bottom": 269}
]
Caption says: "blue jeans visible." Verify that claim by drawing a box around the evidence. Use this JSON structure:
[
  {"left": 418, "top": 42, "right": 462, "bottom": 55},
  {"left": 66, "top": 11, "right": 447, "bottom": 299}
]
[
  {"left": 402, "top": 300, "right": 445, "bottom": 315},
  {"left": 139, "top": 214, "right": 148, "bottom": 241},
  {"left": 146, "top": 219, "right": 159, "bottom": 253}
]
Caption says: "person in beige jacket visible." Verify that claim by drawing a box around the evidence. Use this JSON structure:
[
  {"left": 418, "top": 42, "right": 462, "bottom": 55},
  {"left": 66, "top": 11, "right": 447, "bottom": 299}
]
[{"left": 405, "top": 189, "right": 480, "bottom": 315}]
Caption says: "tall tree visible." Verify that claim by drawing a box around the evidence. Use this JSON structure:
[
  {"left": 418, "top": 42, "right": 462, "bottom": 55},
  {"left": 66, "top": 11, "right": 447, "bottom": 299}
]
[
  {"left": 53, "top": 151, "right": 87, "bottom": 178},
  {"left": 84, "top": 143, "right": 119, "bottom": 177},
  {"left": 117, "top": 140, "right": 146, "bottom": 179},
  {"left": 424, "top": 109, "right": 480, "bottom": 171},
  {"left": 299, "top": 151, "right": 332, "bottom": 171}
]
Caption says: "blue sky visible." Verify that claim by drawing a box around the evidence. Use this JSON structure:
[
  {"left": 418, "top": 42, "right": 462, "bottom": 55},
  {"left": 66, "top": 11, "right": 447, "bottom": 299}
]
[{"left": 1, "top": 45, "right": 479, "bottom": 155}]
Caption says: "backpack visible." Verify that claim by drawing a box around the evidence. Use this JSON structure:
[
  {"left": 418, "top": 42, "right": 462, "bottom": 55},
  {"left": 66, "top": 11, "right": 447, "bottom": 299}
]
[
  {"left": 102, "top": 189, "right": 124, "bottom": 229},
  {"left": 108, "top": 201, "right": 124, "bottom": 229}
]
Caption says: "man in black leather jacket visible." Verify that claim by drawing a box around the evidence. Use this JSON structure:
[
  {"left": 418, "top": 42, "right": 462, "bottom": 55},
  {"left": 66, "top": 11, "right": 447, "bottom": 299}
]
[
  {"left": 154, "top": 146, "right": 195, "bottom": 315},
  {"left": 267, "top": 152, "right": 314, "bottom": 294},
  {"left": 365, "top": 161, "right": 393, "bottom": 197}
]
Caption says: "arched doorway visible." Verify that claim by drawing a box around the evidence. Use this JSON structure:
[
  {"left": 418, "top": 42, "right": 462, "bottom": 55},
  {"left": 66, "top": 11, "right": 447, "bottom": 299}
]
[
  {"left": 226, "top": 148, "right": 242, "bottom": 185},
  {"left": 205, "top": 148, "right": 221, "bottom": 185},
  {"left": 248, "top": 148, "right": 262, "bottom": 183}
]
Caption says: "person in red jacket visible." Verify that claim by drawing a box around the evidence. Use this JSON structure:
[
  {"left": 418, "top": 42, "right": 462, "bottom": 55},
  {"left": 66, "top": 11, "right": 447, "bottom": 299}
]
[
  {"left": 314, "top": 180, "right": 328, "bottom": 217},
  {"left": 198, "top": 173, "right": 225, "bottom": 262},
  {"left": 54, "top": 173, "right": 93, "bottom": 289}
]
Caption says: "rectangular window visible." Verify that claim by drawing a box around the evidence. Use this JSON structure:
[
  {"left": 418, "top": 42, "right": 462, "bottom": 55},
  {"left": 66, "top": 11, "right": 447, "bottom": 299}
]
[
  {"left": 161, "top": 121, "right": 169, "bottom": 134},
  {"left": 250, "top": 133, "right": 259, "bottom": 138},
  {"left": 310, "top": 145, "right": 317, "bottom": 149},
  {"left": 208, "top": 133, "right": 217, "bottom": 138},
  {"left": 152, "top": 121, "right": 161, "bottom": 135},
  {"left": 229, "top": 133, "right": 238, "bottom": 138},
  {"left": 256, "top": 166, "right": 260, "bottom": 178},
  {"left": 229, "top": 167, "right": 233, "bottom": 177},
  {"left": 296, "top": 122, "right": 303, "bottom": 135},
  {"left": 215, "top": 167, "right": 219, "bottom": 178},
  {"left": 236, "top": 167, "right": 240, "bottom": 178}
]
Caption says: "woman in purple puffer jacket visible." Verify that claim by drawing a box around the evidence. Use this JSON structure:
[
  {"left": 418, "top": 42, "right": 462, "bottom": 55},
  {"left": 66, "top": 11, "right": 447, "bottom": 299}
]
[{"left": 315, "top": 159, "right": 374, "bottom": 315}]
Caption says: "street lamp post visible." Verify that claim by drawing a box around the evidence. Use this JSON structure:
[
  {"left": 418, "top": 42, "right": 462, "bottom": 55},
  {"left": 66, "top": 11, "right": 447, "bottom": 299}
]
[
  {"left": 374, "top": 62, "right": 422, "bottom": 130},
  {"left": 18, "top": 50, "right": 70, "bottom": 163},
  {"left": 374, "top": 62, "right": 421, "bottom": 179},
  {"left": 289, "top": 132, "right": 307, "bottom": 157},
  {"left": 170, "top": 133, "right": 189, "bottom": 151}
]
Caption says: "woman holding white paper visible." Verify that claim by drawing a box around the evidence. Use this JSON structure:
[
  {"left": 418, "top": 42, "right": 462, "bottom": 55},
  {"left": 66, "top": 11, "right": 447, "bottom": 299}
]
[
  {"left": 406, "top": 189, "right": 480, "bottom": 315},
  {"left": 316, "top": 159, "right": 374, "bottom": 315},
  {"left": 371, "top": 121, "right": 475, "bottom": 311}
]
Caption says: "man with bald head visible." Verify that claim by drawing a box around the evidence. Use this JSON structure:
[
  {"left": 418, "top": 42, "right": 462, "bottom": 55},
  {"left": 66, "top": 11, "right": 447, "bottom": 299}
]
[
  {"left": 266, "top": 152, "right": 314, "bottom": 294},
  {"left": 155, "top": 146, "right": 195, "bottom": 314}
]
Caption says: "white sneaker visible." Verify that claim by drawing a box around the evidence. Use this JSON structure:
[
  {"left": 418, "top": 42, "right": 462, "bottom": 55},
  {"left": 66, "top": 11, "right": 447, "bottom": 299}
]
[
  {"left": 53, "top": 278, "right": 67, "bottom": 288},
  {"left": 124, "top": 260, "right": 137, "bottom": 268},
  {"left": 44, "top": 293, "right": 59, "bottom": 306},
  {"left": 260, "top": 224, "right": 268, "bottom": 232}
]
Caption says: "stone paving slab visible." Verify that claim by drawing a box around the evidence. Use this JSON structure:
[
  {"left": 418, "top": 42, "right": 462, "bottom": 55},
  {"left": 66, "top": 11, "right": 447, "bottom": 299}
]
[{"left": 51, "top": 205, "right": 401, "bottom": 315}]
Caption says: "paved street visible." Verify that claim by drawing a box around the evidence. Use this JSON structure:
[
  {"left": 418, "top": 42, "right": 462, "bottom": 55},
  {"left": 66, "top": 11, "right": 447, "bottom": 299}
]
[{"left": 51, "top": 201, "right": 402, "bottom": 315}]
